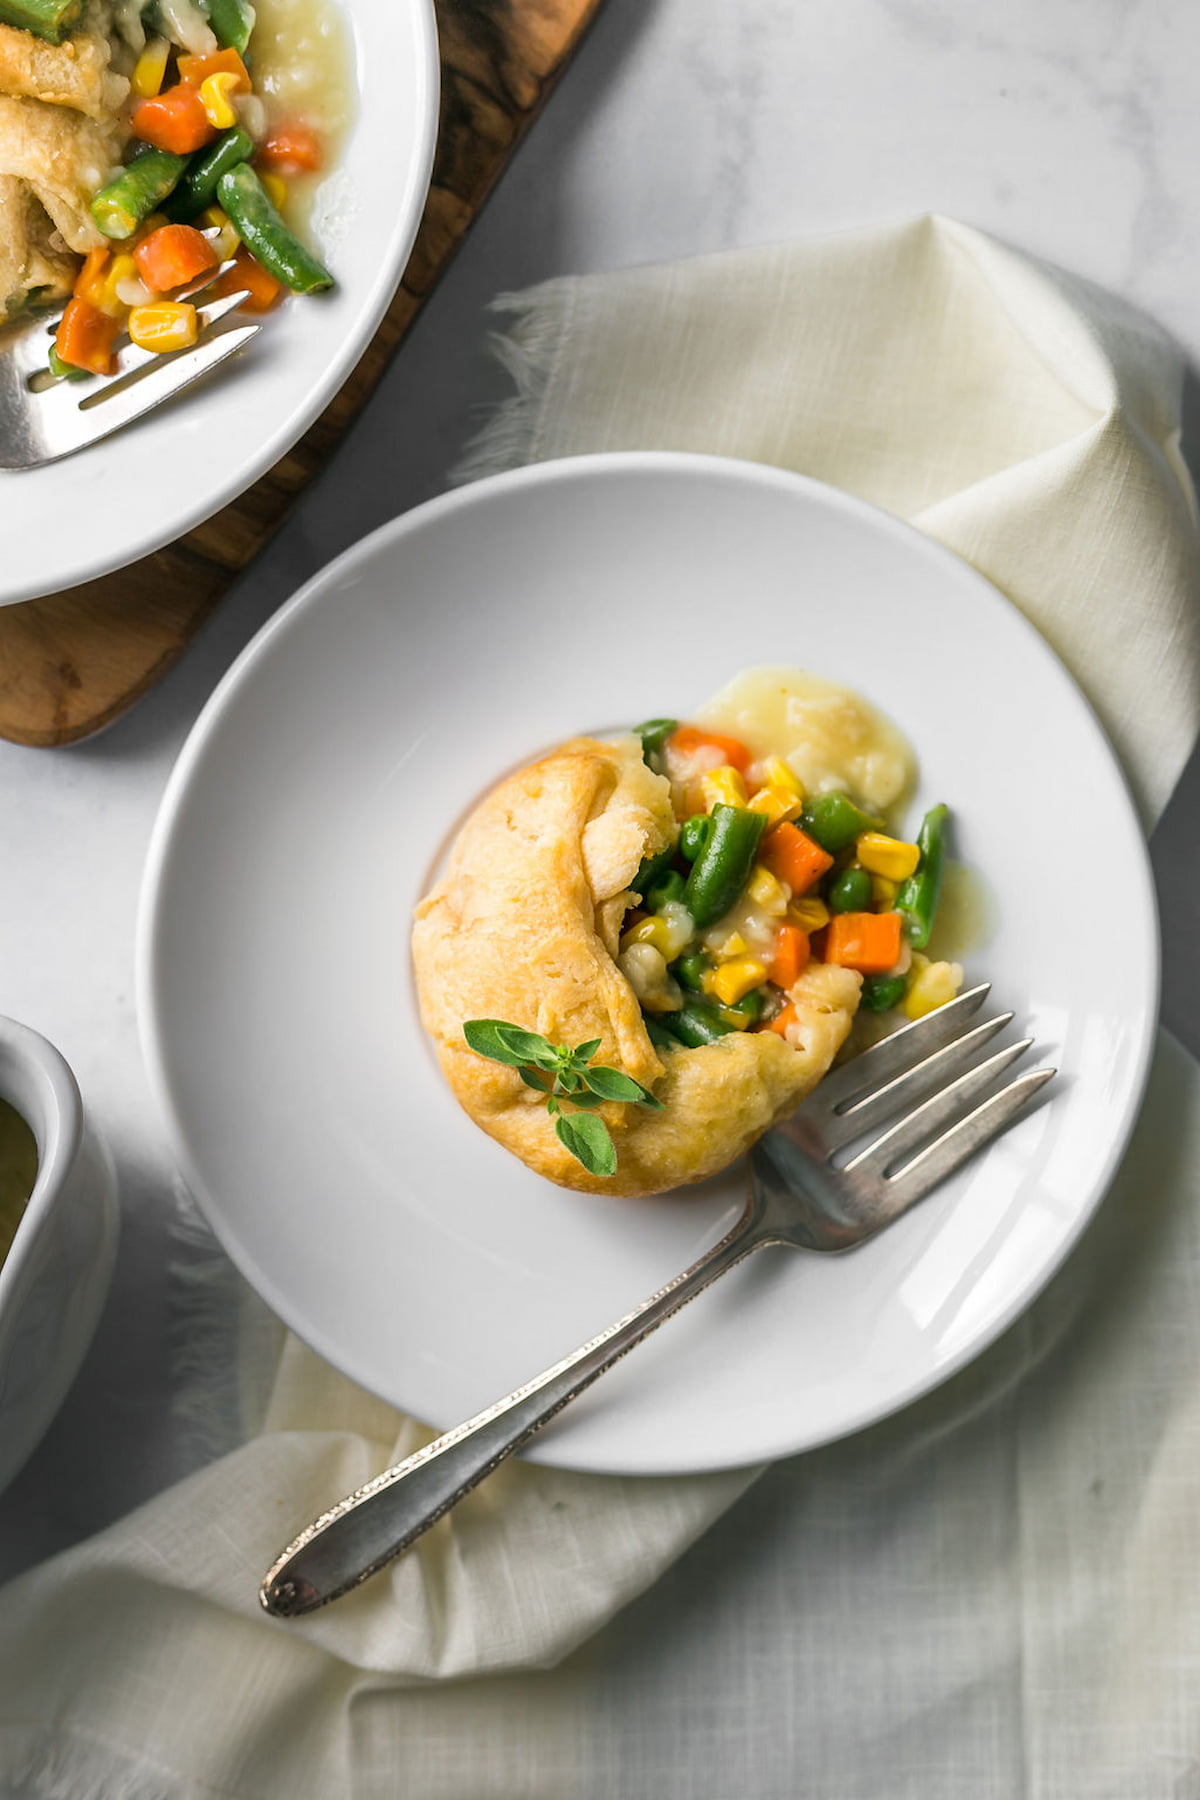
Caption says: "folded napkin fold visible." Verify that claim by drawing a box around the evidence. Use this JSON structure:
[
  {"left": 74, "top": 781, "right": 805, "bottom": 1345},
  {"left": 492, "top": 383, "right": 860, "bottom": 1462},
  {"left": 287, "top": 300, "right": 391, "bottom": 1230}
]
[{"left": 0, "top": 214, "right": 1196, "bottom": 1800}]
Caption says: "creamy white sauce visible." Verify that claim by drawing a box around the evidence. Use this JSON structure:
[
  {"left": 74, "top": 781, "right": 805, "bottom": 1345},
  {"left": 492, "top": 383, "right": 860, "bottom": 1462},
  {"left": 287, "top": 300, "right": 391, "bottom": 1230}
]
[
  {"left": 249, "top": 0, "right": 354, "bottom": 230},
  {"left": 695, "top": 666, "right": 914, "bottom": 818}
]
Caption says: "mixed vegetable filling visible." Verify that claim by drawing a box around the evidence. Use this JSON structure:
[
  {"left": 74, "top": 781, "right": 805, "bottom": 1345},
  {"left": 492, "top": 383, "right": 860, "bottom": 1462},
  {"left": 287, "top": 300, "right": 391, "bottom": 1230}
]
[
  {"left": 624, "top": 716, "right": 963, "bottom": 1051},
  {"left": 22, "top": 0, "right": 333, "bottom": 378}
]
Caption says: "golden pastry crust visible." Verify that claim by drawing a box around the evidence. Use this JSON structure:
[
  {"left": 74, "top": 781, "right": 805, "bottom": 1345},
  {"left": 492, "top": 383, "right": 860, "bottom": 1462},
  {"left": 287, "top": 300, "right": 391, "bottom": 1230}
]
[
  {"left": 0, "top": 91, "right": 122, "bottom": 258},
  {"left": 0, "top": 5, "right": 128, "bottom": 122},
  {"left": 413, "top": 736, "right": 863, "bottom": 1198}
]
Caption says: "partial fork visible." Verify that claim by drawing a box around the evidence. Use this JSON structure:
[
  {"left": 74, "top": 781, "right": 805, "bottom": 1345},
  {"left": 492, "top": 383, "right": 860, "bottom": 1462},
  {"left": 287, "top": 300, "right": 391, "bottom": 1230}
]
[
  {"left": 259, "top": 982, "right": 1054, "bottom": 1618},
  {"left": 0, "top": 246, "right": 260, "bottom": 470}
]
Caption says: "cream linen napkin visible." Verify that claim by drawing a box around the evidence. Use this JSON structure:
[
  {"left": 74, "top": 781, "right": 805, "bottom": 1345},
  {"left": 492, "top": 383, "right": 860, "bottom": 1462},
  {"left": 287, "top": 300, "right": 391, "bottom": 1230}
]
[{"left": 0, "top": 213, "right": 1197, "bottom": 1799}]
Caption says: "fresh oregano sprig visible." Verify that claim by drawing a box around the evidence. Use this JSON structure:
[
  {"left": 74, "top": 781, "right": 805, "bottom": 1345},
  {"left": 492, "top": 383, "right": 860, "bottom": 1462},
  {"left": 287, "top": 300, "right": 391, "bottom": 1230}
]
[{"left": 462, "top": 1019, "right": 663, "bottom": 1178}]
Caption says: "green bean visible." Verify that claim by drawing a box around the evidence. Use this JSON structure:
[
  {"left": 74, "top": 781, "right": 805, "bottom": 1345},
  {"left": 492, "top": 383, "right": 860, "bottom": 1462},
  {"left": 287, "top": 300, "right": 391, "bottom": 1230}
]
[
  {"left": 895, "top": 804, "right": 949, "bottom": 948},
  {"left": 635, "top": 717, "right": 677, "bottom": 757},
  {"left": 91, "top": 151, "right": 188, "bottom": 240},
  {"left": 166, "top": 126, "right": 255, "bottom": 222},
  {"left": 861, "top": 974, "right": 907, "bottom": 1013},
  {"left": 0, "top": 0, "right": 85, "bottom": 42},
  {"left": 658, "top": 998, "right": 736, "bottom": 1048},
  {"left": 645, "top": 869, "right": 687, "bottom": 912},
  {"left": 828, "top": 866, "right": 873, "bottom": 914},
  {"left": 642, "top": 1014, "right": 681, "bottom": 1054},
  {"left": 207, "top": 0, "right": 255, "bottom": 52},
  {"left": 679, "top": 814, "right": 713, "bottom": 863},
  {"left": 673, "top": 952, "right": 710, "bottom": 994},
  {"left": 718, "top": 987, "right": 765, "bottom": 1030},
  {"left": 799, "top": 791, "right": 881, "bottom": 855},
  {"left": 47, "top": 345, "right": 88, "bottom": 382},
  {"left": 682, "top": 805, "right": 766, "bottom": 930},
  {"left": 632, "top": 843, "right": 675, "bottom": 900},
  {"left": 217, "top": 163, "right": 334, "bottom": 293}
]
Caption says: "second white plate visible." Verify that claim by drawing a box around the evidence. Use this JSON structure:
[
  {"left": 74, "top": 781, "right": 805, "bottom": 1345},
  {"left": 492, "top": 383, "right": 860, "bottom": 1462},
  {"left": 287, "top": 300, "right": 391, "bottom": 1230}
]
[
  {"left": 0, "top": 0, "right": 439, "bottom": 605},
  {"left": 137, "top": 453, "right": 1159, "bottom": 1474}
]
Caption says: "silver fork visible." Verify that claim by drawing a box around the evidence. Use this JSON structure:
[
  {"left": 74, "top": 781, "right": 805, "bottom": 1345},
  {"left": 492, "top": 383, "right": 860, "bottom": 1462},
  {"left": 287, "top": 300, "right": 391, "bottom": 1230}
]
[
  {"left": 259, "top": 983, "right": 1054, "bottom": 1619},
  {"left": 0, "top": 246, "right": 259, "bottom": 470}
]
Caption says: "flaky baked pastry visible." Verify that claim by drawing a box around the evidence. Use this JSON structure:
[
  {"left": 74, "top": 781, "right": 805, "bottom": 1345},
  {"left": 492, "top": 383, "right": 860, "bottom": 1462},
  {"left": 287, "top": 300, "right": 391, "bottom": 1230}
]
[
  {"left": 412, "top": 736, "right": 862, "bottom": 1198},
  {"left": 0, "top": 2, "right": 127, "bottom": 316}
]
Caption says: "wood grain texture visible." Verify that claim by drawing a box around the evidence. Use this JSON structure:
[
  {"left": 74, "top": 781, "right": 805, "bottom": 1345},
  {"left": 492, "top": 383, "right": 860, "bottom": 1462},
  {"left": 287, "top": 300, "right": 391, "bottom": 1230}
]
[{"left": 0, "top": 0, "right": 602, "bottom": 747}]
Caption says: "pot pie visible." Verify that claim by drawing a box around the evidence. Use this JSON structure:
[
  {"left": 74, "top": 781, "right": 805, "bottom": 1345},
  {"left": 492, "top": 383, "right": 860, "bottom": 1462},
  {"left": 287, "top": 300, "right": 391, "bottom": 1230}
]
[{"left": 412, "top": 668, "right": 963, "bottom": 1198}]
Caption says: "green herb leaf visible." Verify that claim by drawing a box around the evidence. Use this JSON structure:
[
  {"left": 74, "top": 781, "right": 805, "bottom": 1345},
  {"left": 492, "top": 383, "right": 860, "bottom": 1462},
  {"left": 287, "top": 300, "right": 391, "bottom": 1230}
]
[
  {"left": 463, "top": 1020, "right": 558, "bottom": 1070},
  {"left": 580, "top": 1064, "right": 657, "bottom": 1105},
  {"left": 555, "top": 1111, "right": 617, "bottom": 1177},
  {"left": 461, "top": 1018, "right": 661, "bottom": 1175}
]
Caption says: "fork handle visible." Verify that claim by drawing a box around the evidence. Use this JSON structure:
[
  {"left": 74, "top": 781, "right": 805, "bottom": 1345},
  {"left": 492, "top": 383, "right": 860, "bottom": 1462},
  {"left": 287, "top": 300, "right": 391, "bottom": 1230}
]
[{"left": 259, "top": 1206, "right": 766, "bottom": 1617}]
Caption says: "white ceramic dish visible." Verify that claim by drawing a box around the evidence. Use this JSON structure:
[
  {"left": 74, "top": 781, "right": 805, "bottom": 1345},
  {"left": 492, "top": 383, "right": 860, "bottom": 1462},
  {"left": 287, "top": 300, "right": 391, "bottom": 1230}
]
[
  {"left": 0, "top": 1015, "right": 118, "bottom": 1496},
  {"left": 137, "top": 453, "right": 1159, "bottom": 1476},
  {"left": 0, "top": 0, "right": 440, "bottom": 606}
]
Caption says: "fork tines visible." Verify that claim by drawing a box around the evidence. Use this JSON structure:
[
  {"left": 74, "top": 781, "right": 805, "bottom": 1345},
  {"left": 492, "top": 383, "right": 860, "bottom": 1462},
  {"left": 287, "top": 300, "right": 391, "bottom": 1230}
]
[
  {"left": 0, "top": 237, "right": 261, "bottom": 470},
  {"left": 810, "top": 983, "right": 1055, "bottom": 1202}
]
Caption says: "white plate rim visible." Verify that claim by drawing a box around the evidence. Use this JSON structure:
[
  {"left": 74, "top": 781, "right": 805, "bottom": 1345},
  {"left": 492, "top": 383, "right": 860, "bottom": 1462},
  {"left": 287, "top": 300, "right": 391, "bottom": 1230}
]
[
  {"left": 136, "top": 450, "right": 1162, "bottom": 1473},
  {"left": 0, "top": 0, "right": 441, "bottom": 606}
]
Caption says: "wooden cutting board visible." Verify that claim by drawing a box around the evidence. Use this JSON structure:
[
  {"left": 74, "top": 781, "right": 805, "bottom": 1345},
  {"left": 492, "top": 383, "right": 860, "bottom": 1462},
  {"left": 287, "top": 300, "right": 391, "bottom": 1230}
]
[{"left": 0, "top": 0, "right": 602, "bottom": 747}]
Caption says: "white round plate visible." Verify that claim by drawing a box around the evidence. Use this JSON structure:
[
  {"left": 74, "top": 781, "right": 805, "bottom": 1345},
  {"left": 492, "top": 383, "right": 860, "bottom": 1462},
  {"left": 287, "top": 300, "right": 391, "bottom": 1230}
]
[
  {"left": 137, "top": 453, "right": 1159, "bottom": 1475},
  {"left": 0, "top": 0, "right": 439, "bottom": 606}
]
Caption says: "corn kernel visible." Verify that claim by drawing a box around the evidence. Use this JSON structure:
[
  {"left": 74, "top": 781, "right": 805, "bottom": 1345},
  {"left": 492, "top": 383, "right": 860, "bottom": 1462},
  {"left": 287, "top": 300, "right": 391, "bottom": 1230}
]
[
  {"left": 855, "top": 832, "right": 921, "bottom": 882},
  {"left": 700, "top": 765, "right": 747, "bottom": 812},
  {"left": 788, "top": 896, "right": 830, "bottom": 932},
  {"left": 707, "top": 957, "right": 768, "bottom": 1007},
  {"left": 871, "top": 875, "right": 898, "bottom": 909},
  {"left": 199, "top": 205, "right": 241, "bottom": 261},
  {"left": 93, "top": 253, "right": 139, "bottom": 317},
  {"left": 131, "top": 35, "right": 170, "bottom": 98},
  {"left": 902, "top": 957, "right": 963, "bottom": 1021},
  {"left": 620, "top": 915, "right": 674, "bottom": 959},
  {"left": 200, "top": 71, "right": 243, "bottom": 130},
  {"left": 746, "top": 864, "right": 789, "bottom": 915},
  {"left": 762, "top": 757, "right": 805, "bottom": 801},
  {"left": 748, "top": 784, "right": 803, "bottom": 827},
  {"left": 259, "top": 171, "right": 289, "bottom": 212},
  {"left": 711, "top": 932, "right": 748, "bottom": 961},
  {"left": 127, "top": 301, "right": 199, "bottom": 353}
]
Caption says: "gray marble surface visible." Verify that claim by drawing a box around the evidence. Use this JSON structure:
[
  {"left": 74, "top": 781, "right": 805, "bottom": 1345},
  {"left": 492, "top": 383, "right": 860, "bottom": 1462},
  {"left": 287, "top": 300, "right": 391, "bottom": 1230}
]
[{"left": 1, "top": 0, "right": 1198, "bottom": 1775}]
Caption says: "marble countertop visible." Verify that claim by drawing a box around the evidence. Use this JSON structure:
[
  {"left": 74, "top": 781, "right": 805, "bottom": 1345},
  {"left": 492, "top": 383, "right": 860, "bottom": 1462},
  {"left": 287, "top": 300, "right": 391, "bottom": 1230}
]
[{"left": 1, "top": 0, "right": 1198, "bottom": 1775}]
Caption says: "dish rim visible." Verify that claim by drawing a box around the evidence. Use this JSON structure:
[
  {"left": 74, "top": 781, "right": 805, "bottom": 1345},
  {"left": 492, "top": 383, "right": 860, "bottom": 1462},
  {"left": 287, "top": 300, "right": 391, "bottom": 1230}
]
[{"left": 136, "top": 449, "right": 1162, "bottom": 1472}]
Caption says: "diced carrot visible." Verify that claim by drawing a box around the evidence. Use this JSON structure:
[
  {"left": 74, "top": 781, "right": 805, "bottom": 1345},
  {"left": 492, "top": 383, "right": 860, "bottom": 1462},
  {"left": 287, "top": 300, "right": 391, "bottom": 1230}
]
[
  {"left": 131, "top": 83, "right": 216, "bottom": 154},
  {"left": 768, "top": 923, "right": 810, "bottom": 991},
  {"left": 759, "top": 822, "right": 834, "bottom": 896},
  {"left": 177, "top": 47, "right": 251, "bottom": 89},
  {"left": 72, "top": 246, "right": 110, "bottom": 306},
  {"left": 209, "top": 245, "right": 285, "bottom": 314},
  {"left": 258, "top": 119, "right": 324, "bottom": 173},
  {"left": 666, "top": 725, "right": 752, "bottom": 772},
  {"left": 823, "top": 911, "right": 903, "bottom": 975},
  {"left": 134, "top": 223, "right": 219, "bottom": 293},
  {"left": 55, "top": 297, "right": 119, "bottom": 375},
  {"left": 768, "top": 1002, "right": 798, "bottom": 1039}
]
